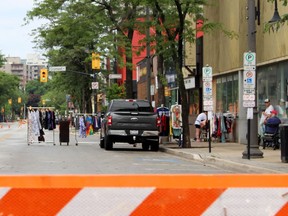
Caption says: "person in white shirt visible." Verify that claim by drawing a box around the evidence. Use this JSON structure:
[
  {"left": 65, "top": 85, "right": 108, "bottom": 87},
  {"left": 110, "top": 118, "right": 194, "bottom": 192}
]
[
  {"left": 259, "top": 98, "right": 274, "bottom": 136},
  {"left": 194, "top": 111, "right": 208, "bottom": 142}
]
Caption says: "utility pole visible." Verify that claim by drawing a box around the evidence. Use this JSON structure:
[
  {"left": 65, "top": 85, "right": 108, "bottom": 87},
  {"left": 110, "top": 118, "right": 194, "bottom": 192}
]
[
  {"left": 242, "top": 0, "right": 263, "bottom": 158},
  {"left": 146, "top": 6, "right": 151, "bottom": 103}
]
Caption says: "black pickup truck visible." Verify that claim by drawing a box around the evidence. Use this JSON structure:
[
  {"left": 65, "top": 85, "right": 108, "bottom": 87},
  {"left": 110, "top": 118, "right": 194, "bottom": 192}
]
[{"left": 100, "top": 99, "right": 159, "bottom": 151}]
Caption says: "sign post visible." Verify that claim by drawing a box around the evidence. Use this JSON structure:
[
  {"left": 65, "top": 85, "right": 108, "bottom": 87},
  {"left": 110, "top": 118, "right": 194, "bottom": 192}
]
[
  {"left": 202, "top": 65, "right": 213, "bottom": 152},
  {"left": 242, "top": 51, "right": 262, "bottom": 159}
]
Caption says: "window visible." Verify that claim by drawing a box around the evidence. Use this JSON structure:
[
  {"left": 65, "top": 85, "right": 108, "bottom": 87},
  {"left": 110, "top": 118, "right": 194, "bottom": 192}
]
[{"left": 216, "top": 73, "right": 238, "bottom": 115}]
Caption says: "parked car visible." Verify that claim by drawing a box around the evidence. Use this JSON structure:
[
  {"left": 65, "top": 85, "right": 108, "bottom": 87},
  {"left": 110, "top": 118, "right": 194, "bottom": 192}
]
[{"left": 100, "top": 99, "right": 159, "bottom": 151}]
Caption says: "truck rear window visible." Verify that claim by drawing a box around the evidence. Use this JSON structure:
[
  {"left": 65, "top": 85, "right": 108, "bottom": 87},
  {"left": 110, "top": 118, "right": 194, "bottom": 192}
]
[{"left": 110, "top": 101, "right": 153, "bottom": 112}]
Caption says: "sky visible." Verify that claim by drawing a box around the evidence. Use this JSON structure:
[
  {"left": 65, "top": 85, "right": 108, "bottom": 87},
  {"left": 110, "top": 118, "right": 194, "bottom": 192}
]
[{"left": 0, "top": 0, "right": 45, "bottom": 59}]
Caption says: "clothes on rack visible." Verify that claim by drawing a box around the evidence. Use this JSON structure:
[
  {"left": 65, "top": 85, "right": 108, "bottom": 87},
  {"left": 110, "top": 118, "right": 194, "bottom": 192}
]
[
  {"left": 85, "top": 115, "right": 94, "bottom": 136},
  {"left": 75, "top": 114, "right": 101, "bottom": 138},
  {"left": 156, "top": 106, "right": 170, "bottom": 136},
  {"left": 44, "top": 110, "right": 56, "bottom": 130},
  {"left": 28, "top": 109, "right": 42, "bottom": 143},
  {"left": 212, "top": 113, "right": 234, "bottom": 140},
  {"left": 79, "top": 116, "right": 86, "bottom": 138},
  {"left": 27, "top": 107, "right": 56, "bottom": 144},
  {"left": 28, "top": 109, "right": 42, "bottom": 136}
]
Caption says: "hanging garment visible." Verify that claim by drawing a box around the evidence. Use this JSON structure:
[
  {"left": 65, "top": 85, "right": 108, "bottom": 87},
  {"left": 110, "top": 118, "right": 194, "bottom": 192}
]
[
  {"left": 78, "top": 116, "right": 86, "bottom": 138},
  {"left": 31, "top": 110, "right": 42, "bottom": 136},
  {"left": 44, "top": 110, "right": 56, "bottom": 130},
  {"left": 85, "top": 116, "right": 94, "bottom": 135}
]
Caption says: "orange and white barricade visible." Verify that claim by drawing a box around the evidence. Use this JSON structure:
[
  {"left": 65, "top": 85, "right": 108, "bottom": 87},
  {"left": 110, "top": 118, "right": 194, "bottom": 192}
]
[{"left": 0, "top": 175, "right": 288, "bottom": 215}]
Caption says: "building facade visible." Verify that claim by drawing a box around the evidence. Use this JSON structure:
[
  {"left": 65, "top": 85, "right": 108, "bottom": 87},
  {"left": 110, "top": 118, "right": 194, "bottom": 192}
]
[
  {"left": 1, "top": 54, "right": 47, "bottom": 89},
  {"left": 203, "top": 0, "right": 288, "bottom": 143}
]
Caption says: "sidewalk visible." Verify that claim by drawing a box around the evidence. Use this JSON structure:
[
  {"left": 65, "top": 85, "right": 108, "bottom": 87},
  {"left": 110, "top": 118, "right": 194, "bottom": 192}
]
[{"left": 159, "top": 140, "right": 288, "bottom": 173}]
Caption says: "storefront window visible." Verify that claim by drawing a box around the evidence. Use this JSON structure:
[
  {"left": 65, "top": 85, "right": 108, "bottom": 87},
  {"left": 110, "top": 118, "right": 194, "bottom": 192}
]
[
  {"left": 216, "top": 73, "right": 238, "bottom": 116},
  {"left": 257, "top": 61, "right": 288, "bottom": 119}
]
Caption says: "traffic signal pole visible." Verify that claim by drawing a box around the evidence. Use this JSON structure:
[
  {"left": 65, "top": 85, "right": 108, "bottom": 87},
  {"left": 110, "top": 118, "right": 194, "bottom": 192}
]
[{"left": 94, "top": 72, "right": 98, "bottom": 114}]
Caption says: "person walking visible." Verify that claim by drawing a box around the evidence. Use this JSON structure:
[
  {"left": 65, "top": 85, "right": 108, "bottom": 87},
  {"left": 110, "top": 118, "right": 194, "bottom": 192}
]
[
  {"left": 194, "top": 111, "right": 208, "bottom": 142},
  {"left": 259, "top": 98, "right": 274, "bottom": 136}
]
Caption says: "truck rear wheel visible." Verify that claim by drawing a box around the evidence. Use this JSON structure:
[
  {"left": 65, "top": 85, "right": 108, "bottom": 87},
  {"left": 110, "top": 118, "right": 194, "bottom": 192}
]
[
  {"left": 150, "top": 141, "right": 159, "bottom": 151},
  {"left": 100, "top": 138, "right": 104, "bottom": 148},
  {"left": 104, "top": 135, "right": 113, "bottom": 150},
  {"left": 142, "top": 142, "right": 150, "bottom": 151}
]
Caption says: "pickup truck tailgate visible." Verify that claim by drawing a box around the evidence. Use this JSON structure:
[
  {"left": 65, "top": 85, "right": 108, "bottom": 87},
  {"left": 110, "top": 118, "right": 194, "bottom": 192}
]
[{"left": 109, "top": 112, "right": 157, "bottom": 130}]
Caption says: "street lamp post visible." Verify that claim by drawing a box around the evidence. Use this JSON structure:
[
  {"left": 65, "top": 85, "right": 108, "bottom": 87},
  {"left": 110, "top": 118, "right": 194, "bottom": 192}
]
[
  {"left": 242, "top": 0, "right": 263, "bottom": 159},
  {"left": 242, "top": 0, "right": 281, "bottom": 159}
]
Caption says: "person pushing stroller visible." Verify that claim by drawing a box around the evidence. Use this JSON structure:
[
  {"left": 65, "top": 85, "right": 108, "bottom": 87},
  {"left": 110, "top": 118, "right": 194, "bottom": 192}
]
[{"left": 263, "top": 110, "right": 281, "bottom": 149}]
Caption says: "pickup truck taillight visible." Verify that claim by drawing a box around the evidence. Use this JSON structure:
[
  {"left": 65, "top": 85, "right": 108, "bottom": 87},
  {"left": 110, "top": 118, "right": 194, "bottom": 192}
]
[{"left": 107, "top": 116, "right": 112, "bottom": 126}]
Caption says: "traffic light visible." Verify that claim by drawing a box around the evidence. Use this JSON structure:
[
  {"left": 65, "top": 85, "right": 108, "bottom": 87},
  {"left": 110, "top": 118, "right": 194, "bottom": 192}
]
[
  {"left": 40, "top": 69, "right": 48, "bottom": 82},
  {"left": 92, "top": 53, "right": 100, "bottom": 69}
]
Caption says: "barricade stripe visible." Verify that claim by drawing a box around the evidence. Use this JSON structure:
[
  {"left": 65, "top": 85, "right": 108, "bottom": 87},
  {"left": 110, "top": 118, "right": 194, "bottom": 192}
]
[
  {"left": 58, "top": 188, "right": 154, "bottom": 215},
  {"left": 277, "top": 203, "right": 288, "bottom": 215},
  {"left": 1, "top": 175, "right": 288, "bottom": 188},
  {"left": 203, "top": 188, "right": 288, "bottom": 215},
  {"left": 0, "top": 188, "right": 81, "bottom": 215},
  {"left": 131, "top": 188, "right": 226, "bottom": 215}
]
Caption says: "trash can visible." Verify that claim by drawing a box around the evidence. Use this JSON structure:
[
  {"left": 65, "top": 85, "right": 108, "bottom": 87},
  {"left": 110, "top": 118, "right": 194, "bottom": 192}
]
[
  {"left": 59, "top": 120, "right": 70, "bottom": 145},
  {"left": 280, "top": 124, "right": 288, "bottom": 163}
]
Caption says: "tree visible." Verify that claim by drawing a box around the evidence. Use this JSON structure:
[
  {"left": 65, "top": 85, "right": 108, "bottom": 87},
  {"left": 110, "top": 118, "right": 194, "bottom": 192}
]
[
  {"left": 142, "top": 0, "right": 237, "bottom": 148},
  {"left": 106, "top": 83, "right": 126, "bottom": 102},
  {"left": 0, "top": 52, "right": 5, "bottom": 68},
  {"left": 90, "top": 0, "right": 143, "bottom": 99},
  {"left": 25, "top": 80, "right": 48, "bottom": 107},
  {"left": 26, "top": 1, "right": 108, "bottom": 112},
  {"left": 0, "top": 72, "right": 21, "bottom": 119}
]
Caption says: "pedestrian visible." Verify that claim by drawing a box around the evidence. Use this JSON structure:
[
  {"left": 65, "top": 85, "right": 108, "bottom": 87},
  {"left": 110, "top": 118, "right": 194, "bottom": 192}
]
[
  {"left": 275, "top": 99, "right": 286, "bottom": 118},
  {"left": 259, "top": 98, "right": 274, "bottom": 136},
  {"left": 264, "top": 110, "right": 281, "bottom": 134},
  {"left": 194, "top": 111, "right": 208, "bottom": 142}
]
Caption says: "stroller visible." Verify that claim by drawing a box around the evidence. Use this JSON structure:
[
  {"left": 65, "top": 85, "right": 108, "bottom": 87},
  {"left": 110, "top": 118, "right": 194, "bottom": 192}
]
[{"left": 262, "top": 123, "right": 280, "bottom": 150}]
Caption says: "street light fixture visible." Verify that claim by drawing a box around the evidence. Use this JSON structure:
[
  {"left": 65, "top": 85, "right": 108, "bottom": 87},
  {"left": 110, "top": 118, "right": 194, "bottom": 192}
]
[{"left": 269, "top": 0, "right": 281, "bottom": 23}]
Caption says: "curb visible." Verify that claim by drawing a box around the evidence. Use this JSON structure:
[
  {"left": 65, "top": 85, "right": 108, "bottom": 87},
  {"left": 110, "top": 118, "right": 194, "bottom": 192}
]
[{"left": 159, "top": 147, "right": 283, "bottom": 174}]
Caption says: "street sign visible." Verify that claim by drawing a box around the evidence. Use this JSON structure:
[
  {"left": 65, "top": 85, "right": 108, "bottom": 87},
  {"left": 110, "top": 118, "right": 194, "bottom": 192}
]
[
  {"left": 202, "top": 66, "right": 213, "bottom": 111},
  {"left": 243, "top": 52, "right": 256, "bottom": 67},
  {"left": 91, "top": 82, "right": 98, "bottom": 89},
  {"left": 184, "top": 77, "right": 195, "bottom": 89},
  {"left": 243, "top": 94, "right": 255, "bottom": 101},
  {"left": 243, "top": 89, "right": 255, "bottom": 94},
  {"left": 243, "top": 101, "right": 255, "bottom": 108},
  {"left": 49, "top": 66, "right": 66, "bottom": 72},
  {"left": 109, "top": 74, "right": 122, "bottom": 79},
  {"left": 204, "top": 105, "right": 213, "bottom": 111},
  {"left": 203, "top": 82, "right": 212, "bottom": 95},
  {"left": 243, "top": 70, "right": 255, "bottom": 89},
  {"left": 202, "top": 66, "right": 212, "bottom": 78}
]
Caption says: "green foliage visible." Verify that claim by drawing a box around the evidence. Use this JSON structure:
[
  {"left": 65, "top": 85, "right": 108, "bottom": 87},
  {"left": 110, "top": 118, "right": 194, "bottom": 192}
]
[
  {"left": 0, "top": 72, "right": 20, "bottom": 105},
  {"left": 105, "top": 83, "right": 126, "bottom": 102},
  {"left": 0, "top": 52, "right": 5, "bottom": 68}
]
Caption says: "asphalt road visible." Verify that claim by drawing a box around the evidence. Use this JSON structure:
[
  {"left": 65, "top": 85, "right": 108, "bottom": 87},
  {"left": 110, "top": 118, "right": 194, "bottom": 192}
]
[{"left": 0, "top": 122, "right": 232, "bottom": 174}]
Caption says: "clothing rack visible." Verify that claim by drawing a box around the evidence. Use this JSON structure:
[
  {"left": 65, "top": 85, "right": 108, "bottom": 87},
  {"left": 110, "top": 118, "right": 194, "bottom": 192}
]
[
  {"left": 27, "top": 106, "right": 56, "bottom": 145},
  {"left": 74, "top": 113, "right": 100, "bottom": 145}
]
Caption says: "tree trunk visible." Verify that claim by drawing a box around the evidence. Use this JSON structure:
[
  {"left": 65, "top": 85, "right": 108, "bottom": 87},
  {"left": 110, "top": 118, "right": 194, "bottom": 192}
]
[
  {"left": 157, "top": 54, "right": 165, "bottom": 106},
  {"left": 175, "top": 38, "right": 191, "bottom": 148}
]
